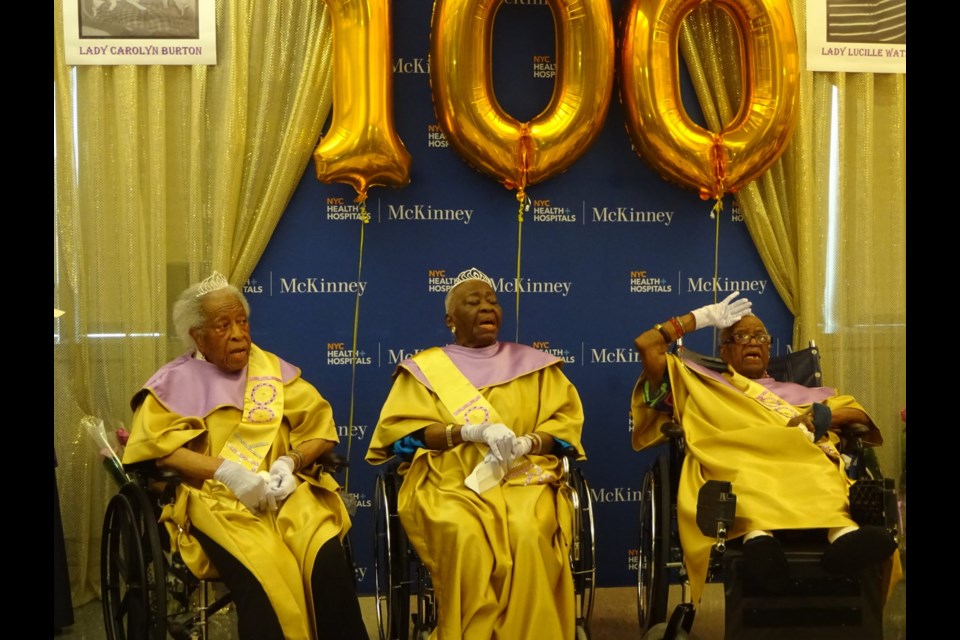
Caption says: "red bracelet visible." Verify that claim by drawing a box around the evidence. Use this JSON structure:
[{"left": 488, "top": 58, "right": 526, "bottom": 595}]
[{"left": 669, "top": 316, "right": 684, "bottom": 338}]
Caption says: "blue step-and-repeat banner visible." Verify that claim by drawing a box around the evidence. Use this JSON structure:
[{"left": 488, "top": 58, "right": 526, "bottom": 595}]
[{"left": 245, "top": 0, "right": 792, "bottom": 593}]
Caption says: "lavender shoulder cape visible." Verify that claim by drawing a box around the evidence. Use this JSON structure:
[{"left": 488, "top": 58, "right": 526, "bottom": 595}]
[
  {"left": 681, "top": 355, "right": 836, "bottom": 405},
  {"left": 131, "top": 347, "right": 301, "bottom": 418},
  {"left": 399, "top": 342, "right": 561, "bottom": 391}
]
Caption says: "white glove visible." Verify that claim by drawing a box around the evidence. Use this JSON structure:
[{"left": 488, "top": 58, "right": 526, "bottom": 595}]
[
  {"left": 460, "top": 422, "right": 518, "bottom": 467},
  {"left": 264, "top": 456, "right": 298, "bottom": 511},
  {"left": 214, "top": 459, "right": 269, "bottom": 514},
  {"left": 691, "top": 291, "right": 752, "bottom": 330},
  {"left": 513, "top": 435, "right": 534, "bottom": 459}
]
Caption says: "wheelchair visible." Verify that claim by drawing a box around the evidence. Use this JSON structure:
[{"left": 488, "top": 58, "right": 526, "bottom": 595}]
[
  {"left": 372, "top": 453, "right": 597, "bottom": 640},
  {"left": 100, "top": 451, "right": 353, "bottom": 640},
  {"left": 636, "top": 342, "right": 901, "bottom": 640}
]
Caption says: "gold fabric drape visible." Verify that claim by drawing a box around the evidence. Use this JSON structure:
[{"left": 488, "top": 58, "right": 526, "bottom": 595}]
[
  {"left": 679, "top": 0, "right": 905, "bottom": 480},
  {"left": 54, "top": 0, "right": 334, "bottom": 604}
]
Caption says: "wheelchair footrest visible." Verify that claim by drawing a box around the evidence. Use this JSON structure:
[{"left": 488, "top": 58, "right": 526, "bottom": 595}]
[{"left": 722, "top": 550, "right": 884, "bottom": 640}]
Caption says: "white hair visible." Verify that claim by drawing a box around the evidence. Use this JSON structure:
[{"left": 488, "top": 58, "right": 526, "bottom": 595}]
[{"left": 172, "top": 278, "right": 250, "bottom": 350}]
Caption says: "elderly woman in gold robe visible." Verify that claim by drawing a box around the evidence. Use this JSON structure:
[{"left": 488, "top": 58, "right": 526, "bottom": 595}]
[
  {"left": 631, "top": 292, "right": 900, "bottom": 604},
  {"left": 122, "top": 272, "right": 367, "bottom": 640},
  {"left": 366, "top": 267, "right": 586, "bottom": 639}
]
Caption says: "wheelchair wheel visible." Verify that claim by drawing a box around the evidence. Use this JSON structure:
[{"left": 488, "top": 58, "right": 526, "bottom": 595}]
[
  {"left": 638, "top": 454, "right": 671, "bottom": 634},
  {"left": 374, "top": 471, "right": 412, "bottom": 640},
  {"left": 413, "top": 553, "right": 436, "bottom": 638},
  {"left": 565, "top": 462, "right": 597, "bottom": 635},
  {"left": 101, "top": 481, "right": 167, "bottom": 640}
]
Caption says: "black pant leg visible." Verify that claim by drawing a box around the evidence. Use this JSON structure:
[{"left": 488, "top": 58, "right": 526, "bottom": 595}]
[
  {"left": 311, "top": 537, "right": 369, "bottom": 639},
  {"left": 192, "top": 527, "right": 285, "bottom": 640}
]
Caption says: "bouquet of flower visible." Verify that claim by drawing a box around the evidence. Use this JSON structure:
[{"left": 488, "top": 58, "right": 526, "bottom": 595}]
[{"left": 81, "top": 415, "right": 130, "bottom": 487}]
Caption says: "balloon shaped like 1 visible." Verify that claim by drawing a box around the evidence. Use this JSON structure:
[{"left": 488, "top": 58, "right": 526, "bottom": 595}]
[
  {"left": 430, "top": 0, "right": 615, "bottom": 199},
  {"left": 314, "top": 0, "right": 412, "bottom": 203},
  {"left": 620, "top": 0, "right": 799, "bottom": 200}
]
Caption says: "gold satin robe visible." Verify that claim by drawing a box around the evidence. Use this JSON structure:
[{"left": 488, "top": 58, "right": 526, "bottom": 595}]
[
  {"left": 367, "top": 362, "right": 585, "bottom": 640},
  {"left": 631, "top": 353, "right": 902, "bottom": 605},
  {"left": 123, "top": 374, "right": 350, "bottom": 640}
]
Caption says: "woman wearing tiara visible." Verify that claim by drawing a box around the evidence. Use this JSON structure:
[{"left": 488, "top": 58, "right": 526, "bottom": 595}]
[
  {"left": 366, "top": 267, "right": 586, "bottom": 639},
  {"left": 122, "top": 272, "right": 367, "bottom": 640}
]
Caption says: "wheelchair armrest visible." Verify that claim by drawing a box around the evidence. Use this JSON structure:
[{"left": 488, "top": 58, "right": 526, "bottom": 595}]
[
  {"left": 834, "top": 422, "right": 872, "bottom": 460},
  {"left": 310, "top": 449, "right": 349, "bottom": 475},
  {"left": 660, "top": 421, "right": 684, "bottom": 439},
  {"left": 123, "top": 459, "right": 182, "bottom": 482},
  {"left": 837, "top": 422, "right": 871, "bottom": 439}
]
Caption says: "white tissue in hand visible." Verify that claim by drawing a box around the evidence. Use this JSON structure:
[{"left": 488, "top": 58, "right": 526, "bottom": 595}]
[{"left": 465, "top": 451, "right": 506, "bottom": 494}]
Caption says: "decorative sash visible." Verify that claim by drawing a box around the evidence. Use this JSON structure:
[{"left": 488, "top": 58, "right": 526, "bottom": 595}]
[
  {"left": 686, "top": 357, "right": 842, "bottom": 457},
  {"left": 412, "top": 347, "right": 504, "bottom": 493},
  {"left": 217, "top": 345, "right": 284, "bottom": 472},
  {"left": 412, "top": 347, "right": 503, "bottom": 426},
  {"left": 728, "top": 374, "right": 802, "bottom": 422}
]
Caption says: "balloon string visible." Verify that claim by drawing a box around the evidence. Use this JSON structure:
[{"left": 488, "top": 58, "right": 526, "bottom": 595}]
[
  {"left": 710, "top": 196, "right": 723, "bottom": 353},
  {"left": 344, "top": 198, "right": 370, "bottom": 492},
  {"left": 515, "top": 193, "right": 527, "bottom": 343}
]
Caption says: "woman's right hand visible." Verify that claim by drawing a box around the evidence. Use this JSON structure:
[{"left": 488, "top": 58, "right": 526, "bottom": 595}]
[
  {"left": 214, "top": 459, "right": 269, "bottom": 514},
  {"left": 461, "top": 422, "right": 518, "bottom": 467},
  {"left": 691, "top": 291, "right": 752, "bottom": 330}
]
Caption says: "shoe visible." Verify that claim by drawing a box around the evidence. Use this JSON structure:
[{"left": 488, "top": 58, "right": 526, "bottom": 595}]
[
  {"left": 742, "top": 535, "right": 789, "bottom": 593},
  {"left": 821, "top": 526, "right": 898, "bottom": 575}
]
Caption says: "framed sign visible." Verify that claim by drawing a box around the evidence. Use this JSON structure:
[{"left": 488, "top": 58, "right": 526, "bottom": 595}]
[{"left": 61, "top": 0, "right": 216, "bottom": 65}]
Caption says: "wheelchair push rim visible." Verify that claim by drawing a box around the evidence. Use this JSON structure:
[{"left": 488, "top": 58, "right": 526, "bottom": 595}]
[
  {"left": 374, "top": 471, "right": 413, "bottom": 640},
  {"left": 564, "top": 459, "right": 597, "bottom": 634}
]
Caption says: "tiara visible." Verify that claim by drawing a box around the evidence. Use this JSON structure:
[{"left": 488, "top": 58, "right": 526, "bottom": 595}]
[
  {"left": 450, "top": 267, "right": 495, "bottom": 291},
  {"left": 196, "top": 271, "right": 230, "bottom": 297}
]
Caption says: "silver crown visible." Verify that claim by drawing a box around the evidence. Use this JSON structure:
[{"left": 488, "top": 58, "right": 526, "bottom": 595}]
[
  {"left": 196, "top": 271, "right": 230, "bottom": 297},
  {"left": 450, "top": 267, "right": 495, "bottom": 291}
]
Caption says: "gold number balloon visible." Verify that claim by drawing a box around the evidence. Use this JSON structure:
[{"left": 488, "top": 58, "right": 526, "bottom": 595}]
[
  {"left": 430, "top": 0, "right": 615, "bottom": 200},
  {"left": 619, "top": 0, "right": 799, "bottom": 200},
  {"left": 313, "top": 0, "right": 412, "bottom": 203}
]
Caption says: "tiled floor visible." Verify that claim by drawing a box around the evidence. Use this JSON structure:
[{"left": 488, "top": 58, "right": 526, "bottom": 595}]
[{"left": 56, "top": 578, "right": 905, "bottom": 639}]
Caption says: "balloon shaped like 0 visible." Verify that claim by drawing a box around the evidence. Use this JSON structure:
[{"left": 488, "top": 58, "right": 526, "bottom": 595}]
[
  {"left": 314, "top": 0, "right": 412, "bottom": 202},
  {"left": 430, "top": 0, "right": 615, "bottom": 197},
  {"left": 620, "top": 0, "right": 799, "bottom": 200}
]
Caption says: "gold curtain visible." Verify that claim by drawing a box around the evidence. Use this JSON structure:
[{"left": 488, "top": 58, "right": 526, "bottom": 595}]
[
  {"left": 680, "top": 0, "right": 905, "bottom": 479},
  {"left": 54, "top": 0, "right": 334, "bottom": 604}
]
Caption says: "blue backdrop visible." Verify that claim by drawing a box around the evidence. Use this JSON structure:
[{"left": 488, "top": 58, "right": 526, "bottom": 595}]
[{"left": 245, "top": 0, "right": 792, "bottom": 593}]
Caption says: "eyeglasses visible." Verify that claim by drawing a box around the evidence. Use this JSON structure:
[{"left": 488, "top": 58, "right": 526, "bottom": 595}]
[{"left": 724, "top": 332, "right": 771, "bottom": 345}]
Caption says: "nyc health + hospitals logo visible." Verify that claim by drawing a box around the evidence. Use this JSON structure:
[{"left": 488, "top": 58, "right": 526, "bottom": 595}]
[
  {"left": 532, "top": 340, "right": 576, "bottom": 364},
  {"left": 242, "top": 278, "right": 264, "bottom": 295},
  {"left": 629, "top": 269, "right": 673, "bottom": 294},
  {"left": 531, "top": 198, "right": 576, "bottom": 223},
  {"left": 326, "top": 341, "right": 372, "bottom": 366},
  {"left": 324, "top": 196, "right": 365, "bottom": 221}
]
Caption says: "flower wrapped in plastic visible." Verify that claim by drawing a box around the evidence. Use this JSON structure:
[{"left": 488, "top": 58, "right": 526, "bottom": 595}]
[{"left": 81, "top": 415, "right": 130, "bottom": 487}]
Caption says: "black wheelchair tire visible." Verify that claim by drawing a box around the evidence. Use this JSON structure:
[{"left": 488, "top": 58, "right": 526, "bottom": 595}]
[
  {"left": 374, "top": 472, "right": 412, "bottom": 640},
  {"left": 638, "top": 454, "right": 671, "bottom": 634},
  {"left": 101, "top": 481, "right": 167, "bottom": 640}
]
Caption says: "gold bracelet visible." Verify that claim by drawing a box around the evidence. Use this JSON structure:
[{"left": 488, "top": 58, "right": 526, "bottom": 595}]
[
  {"left": 287, "top": 449, "right": 304, "bottom": 473},
  {"left": 445, "top": 424, "right": 455, "bottom": 449},
  {"left": 654, "top": 323, "right": 672, "bottom": 344},
  {"left": 528, "top": 432, "right": 542, "bottom": 455}
]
